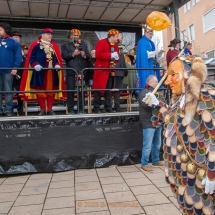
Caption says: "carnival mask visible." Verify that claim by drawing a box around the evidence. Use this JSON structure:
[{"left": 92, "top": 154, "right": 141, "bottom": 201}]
[{"left": 164, "top": 58, "right": 190, "bottom": 95}]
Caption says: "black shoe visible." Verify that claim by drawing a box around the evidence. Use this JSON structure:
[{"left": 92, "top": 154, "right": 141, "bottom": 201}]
[
  {"left": 5, "top": 112, "right": 13, "bottom": 117},
  {"left": 47, "top": 110, "right": 56, "bottom": 115},
  {"left": 38, "top": 110, "right": 46, "bottom": 116},
  {"left": 0, "top": 113, "right": 3, "bottom": 117},
  {"left": 115, "top": 108, "right": 122, "bottom": 112},
  {"left": 106, "top": 109, "right": 116, "bottom": 113},
  {"left": 94, "top": 110, "right": 101, "bottom": 114},
  {"left": 18, "top": 112, "right": 24, "bottom": 116}
]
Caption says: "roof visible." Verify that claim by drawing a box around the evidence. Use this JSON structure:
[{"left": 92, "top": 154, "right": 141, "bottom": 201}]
[{"left": 0, "top": 0, "right": 188, "bottom": 27}]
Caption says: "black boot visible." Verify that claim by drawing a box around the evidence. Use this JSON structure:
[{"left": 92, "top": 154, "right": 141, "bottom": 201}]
[{"left": 38, "top": 110, "right": 46, "bottom": 116}]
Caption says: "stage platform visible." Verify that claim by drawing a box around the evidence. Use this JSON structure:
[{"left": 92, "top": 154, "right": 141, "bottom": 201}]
[{"left": 0, "top": 112, "right": 143, "bottom": 175}]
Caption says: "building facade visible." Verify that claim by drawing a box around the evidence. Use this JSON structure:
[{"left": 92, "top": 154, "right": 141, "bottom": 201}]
[{"left": 163, "top": 0, "right": 215, "bottom": 62}]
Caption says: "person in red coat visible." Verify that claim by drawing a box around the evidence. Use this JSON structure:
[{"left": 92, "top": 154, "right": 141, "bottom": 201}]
[
  {"left": 20, "top": 28, "right": 66, "bottom": 115},
  {"left": 166, "top": 38, "right": 181, "bottom": 66},
  {"left": 93, "top": 29, "right": 119, "bottom": 113}
]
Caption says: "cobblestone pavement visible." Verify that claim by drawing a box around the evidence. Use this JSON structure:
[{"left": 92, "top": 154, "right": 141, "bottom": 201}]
[{"left": 0, "top": 164, "right": 182, "bottom": 215}]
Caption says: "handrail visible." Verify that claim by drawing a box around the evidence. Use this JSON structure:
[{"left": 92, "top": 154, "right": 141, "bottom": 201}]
[
  {"left": 80, "top": 67, "right": 167, "bottom": 114},
  {"left": 0, "top": 67, "right": 169, "bottom": 114}
]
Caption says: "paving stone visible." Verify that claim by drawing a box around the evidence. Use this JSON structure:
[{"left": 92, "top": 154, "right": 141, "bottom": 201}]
[
  {"left": 20, "top": 184, "right": 49, "bottom": 196},
  {"left": 99, "top": 177, "right": 125, "bottom": 185},
  {"left": 108, "top": 201, "right": 145, "bottom": 215},
  {"left": 130, "top": 185, "right": 160, "bottom": 196},
  {"left": 105, "top": 191, "right": 136, "bottom": 202},
  {"left": 0, "top": 184, "right": 24, "bottom": 193},
  {"left": 117, "top": 166, "right": 140, "bottom": 173},
  {"left": 169, "top": 196, "right": 180, "bottom": 209},
  {"left": 76, "top": 189, "right": 104, "bottom": 200},
  {"left": 29, "top": 174, "right": 53, "bottom": 180},
  {"left": 49, "top": 180, "right": 74, "bottom": 189},
  {"left": 75, "top": 182, "right": 101, "bottom": 191},
  {"left": 75, "top": 169, "right": 97, "bottom": 177},
  {"left": 2, "top": 176, "right": 29, "bottom": 185},
  {"left": 47, "top": 187, "right": 74, "bottom": 198},
  {"left": 78, "top": 211, "right": 110, "bottom": 215},
  {"left": 0, "top": 178, "right": 6, "bottom": 185},
  {"left": 160, "top": 187, "right": 174, "bottom": 197},
  {"left": 152, "top": 179, "right": 170, "bottom": 188},
  {"left": 76, "top": 198, "right": 108, "bottom": 214},
  {"left": 25, "top": 178, "right": 51, "bottom": 188},
  {"left": 14, "top": 194, "right": 46, "bottom": 206},
  {"left": 53, "top": 171, "right": 74, "bottom": 175},
  {"left": 144, "top": 203, "right": 182, "bottom": 215},
  {"left": 42, "top": 207, "right": 75, "bottom": 215},
  {"left": 120, "top": 172, "right": 146, "bottom": 179},
  {"left": 0, "top": 202, "right": 14, "bottom": 214},
  {"left": 8, "top": 204, "right": 43, "bottom": 215},
  {"left": 51, "top": 174, "right": 74, "bottom": 182},
  {"left": 0, "top": 192, "right": 19, "bottom": 203},
  {"left": 125, "top": 177, "right": 152, "bottom": 187},
  {"left": 44, "top": 196, "right": 75, "bottom": 209},
  {"left": 144, "top": 172, "right": 165, "bottom": 180},
  {"left": 75, "top": 175, "right": 99, "bottom": 183},
  {"left": 97, "top": 170, "right": 121, "bottom": 178},
  {"left": 102, "top": 183, "right": 130, "bottom": 193},
  {"left": 136, "top": 192, "right": 170, "bottom": 206},
  {"left": 96, "top": 167, "right": 119, "bottom": 173}
]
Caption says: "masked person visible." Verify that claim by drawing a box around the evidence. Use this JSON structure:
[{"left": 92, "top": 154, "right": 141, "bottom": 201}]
[
  {"left": 20, "top": 28, "right": 66, "bottom": 115},
  {"left": 92, "top": 29, "right": 119, "bottom": 113},
  {"left": 143, "top": 56, "right": 215, "bottom": 214},
  {"left": 61, "top": 29, "right": 90, "bottom": 114},
  {"left": 0, "top": 23, "right": 22, "bottom": 117}
]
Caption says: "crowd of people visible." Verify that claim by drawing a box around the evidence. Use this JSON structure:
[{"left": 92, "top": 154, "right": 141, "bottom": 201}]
[{"left": 0, "top": 22, "right": 194, "bottom": 117}]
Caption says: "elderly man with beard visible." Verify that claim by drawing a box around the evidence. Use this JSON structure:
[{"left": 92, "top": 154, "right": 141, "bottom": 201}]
[{"left": 0, "top": 22, "right": 22, "bottom": 117}]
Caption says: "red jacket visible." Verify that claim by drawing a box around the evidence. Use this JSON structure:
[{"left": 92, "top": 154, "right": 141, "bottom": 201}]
[
  {"left": 93, "top": 38, "right": 118, "bottom": 89},
  {"left": 166, "top": 49, "right": 179, "bottom": 66}
]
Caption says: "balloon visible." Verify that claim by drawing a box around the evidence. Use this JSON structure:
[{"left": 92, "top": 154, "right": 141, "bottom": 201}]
[{"left": 146, "top": 11, "right": 171, "bottom": 31}]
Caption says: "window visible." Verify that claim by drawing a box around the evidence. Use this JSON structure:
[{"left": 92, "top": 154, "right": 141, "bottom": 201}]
[
  {"left": 206, "top": 49, "right": 215, "bottom": 58},
  {"left": 184, "top": 1, "right": 190, "bottom": 13},
  {"left": 192, "top": 0, "right": 199, "bottom": 6},
  {"left": 189, "top": 24, "right": 195, "bottom": 41},
  {"left": 203, "top": 7, "right": 215, "bottom": 33},
  {"left": 181, "top": 29, "right": 187, "bottom": 46}
]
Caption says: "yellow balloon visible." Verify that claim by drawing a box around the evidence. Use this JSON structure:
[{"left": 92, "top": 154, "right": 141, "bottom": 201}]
[{"left": 146, "top": 11, "right": 171, "bottom": 31}]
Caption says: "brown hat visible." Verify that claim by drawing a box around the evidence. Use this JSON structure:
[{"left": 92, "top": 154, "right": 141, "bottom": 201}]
[{"left": 168, "top": 38, "right": 181, "bottom": 47}]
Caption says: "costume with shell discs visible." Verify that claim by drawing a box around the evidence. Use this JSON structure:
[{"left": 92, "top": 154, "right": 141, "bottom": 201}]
[{"left": 151, "top": 56, "right": 215, "bottom": 215}]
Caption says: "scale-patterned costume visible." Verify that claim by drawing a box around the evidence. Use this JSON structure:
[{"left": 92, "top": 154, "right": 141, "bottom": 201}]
[{"left": 152, "top": 57, "right": 215, "bottom": 215}]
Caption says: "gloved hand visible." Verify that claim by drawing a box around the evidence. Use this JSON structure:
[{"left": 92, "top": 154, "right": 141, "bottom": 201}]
[
  {"left": 55, "top": 65, "right": 61, "bottom": 69},
  {"left": 201, "top": 177, "right": 215, "bottom": 194},
  {"left": 111, "top": 52, "right": 119, "bottom": 60},
  {"left": 142, "top": 92, "right": 159, "bottom": 106},
  {"left": 34, "top": 65, "right": 42, "bottom": 71}
]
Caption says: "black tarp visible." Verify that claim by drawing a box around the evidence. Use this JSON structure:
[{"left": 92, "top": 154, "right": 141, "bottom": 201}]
[{"left": 0, "top": 114, "right": 144, "bottom": 174}]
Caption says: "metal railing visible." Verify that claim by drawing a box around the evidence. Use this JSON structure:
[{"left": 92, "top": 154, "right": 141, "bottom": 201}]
[{"left": 0, "top": 67, "right": 169, "bottom": 115}]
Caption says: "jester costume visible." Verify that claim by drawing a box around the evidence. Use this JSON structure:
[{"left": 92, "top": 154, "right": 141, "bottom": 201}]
[
  {"left": 20, "top": 28, "right": 66, "bottom": 114},
  {"left": 151, "top": 57, "right": 215, "bottom": 214}
]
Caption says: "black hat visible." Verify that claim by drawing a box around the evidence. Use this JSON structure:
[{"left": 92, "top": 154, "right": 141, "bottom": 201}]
[
  {"left": 168, "top": 38, "right": 181, "bottom": 47},
  {"left": 11, "top": 31, "right": 22, "bottom": 37}
]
